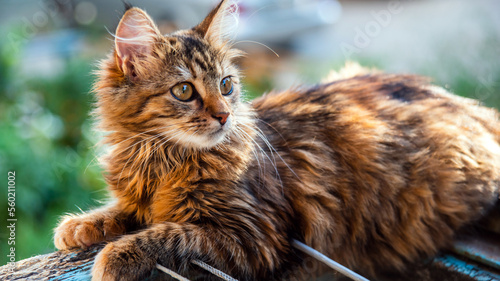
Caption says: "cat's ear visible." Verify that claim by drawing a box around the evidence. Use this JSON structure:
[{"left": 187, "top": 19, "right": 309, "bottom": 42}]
[
  {"left": 114, "top": 7, "right": 160, "bottom": 81},
  {"left": 193, "top": 0, "right": 239, "bottom": 46}
]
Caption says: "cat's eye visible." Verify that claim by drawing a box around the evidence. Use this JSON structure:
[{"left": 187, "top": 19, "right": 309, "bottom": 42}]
[
  {"left": 220, "top": 76, "right": 234, "bottom": 96},
  {"left": 171, "top": 82, "right": 195, "bottom": 101}
]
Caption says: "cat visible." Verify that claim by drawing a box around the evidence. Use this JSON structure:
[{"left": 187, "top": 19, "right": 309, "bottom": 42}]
[{"left": 53, "top": 1, "right": 500, "bottom": 280}]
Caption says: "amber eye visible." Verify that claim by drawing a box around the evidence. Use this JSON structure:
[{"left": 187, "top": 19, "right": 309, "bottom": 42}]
[
  {"left": 171, "top": 82, "right": 195, "bottom": 101},
  {"left": 220, "top": 76, "right": 234, "bottom": 96}
]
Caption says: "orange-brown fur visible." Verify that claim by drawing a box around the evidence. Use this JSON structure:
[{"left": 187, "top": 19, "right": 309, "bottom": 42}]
[{"left": 54, "top": 1, "right": 500, "bottom": 280}]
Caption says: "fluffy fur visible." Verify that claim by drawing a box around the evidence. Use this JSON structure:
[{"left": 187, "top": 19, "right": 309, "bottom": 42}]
[{"left": 54, "top": 1, "right": 500, "bottom": 280}]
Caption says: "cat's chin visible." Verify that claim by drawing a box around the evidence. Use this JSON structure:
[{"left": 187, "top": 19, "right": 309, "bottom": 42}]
[
  {"left": 185, "top": 133, "right": 227, "bottom": 150},
  {"left": 176, "top": 128, "right": 230, "bottom": 150}
]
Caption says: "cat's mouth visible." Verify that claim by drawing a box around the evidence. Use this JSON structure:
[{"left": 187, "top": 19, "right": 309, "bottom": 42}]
[
  {"left": 207, "top": 124, "right": 229, "bottom": 142},
  {"left": 207, "top": 119, "right": 233, "bottom": 142},
  {"left": 210, "top": 127, "right": 225, "bottom": 136}
]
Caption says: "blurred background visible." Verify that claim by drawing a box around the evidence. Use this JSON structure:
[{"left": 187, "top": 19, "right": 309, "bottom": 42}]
[{"left": 0, "top": 0, "right": 499, "bottom": 265}]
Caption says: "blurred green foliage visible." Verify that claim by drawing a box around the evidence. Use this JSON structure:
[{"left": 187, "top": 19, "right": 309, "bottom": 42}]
[{"left": 0, "top": 37, "right": 107, "bottom": 265}]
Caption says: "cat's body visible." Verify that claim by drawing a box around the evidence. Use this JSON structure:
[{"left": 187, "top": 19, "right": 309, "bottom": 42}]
[{"left": 54, "top": 1, "right": 499, "bottom": 280}]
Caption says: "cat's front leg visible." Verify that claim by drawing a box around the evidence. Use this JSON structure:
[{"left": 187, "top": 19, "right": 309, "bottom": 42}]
[
  {"left": 54, "top": 205, "right": 133, "bottom": 250},
  {"left": 91, "top": 222, "right": 273, "bottom": 281}
]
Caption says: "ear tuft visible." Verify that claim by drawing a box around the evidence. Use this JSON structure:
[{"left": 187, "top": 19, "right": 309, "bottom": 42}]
[
  {"left": 115, "top": 8, "right": 160, "bottom": 80},
  {"left": 122, "top": 1, "right": 133, "bottom": 12},
  {"left": 194, "top": 0, "right": 239, "bottom": 46}
]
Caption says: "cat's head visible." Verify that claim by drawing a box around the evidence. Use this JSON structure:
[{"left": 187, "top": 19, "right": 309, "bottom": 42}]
[{"left": 95, "top": 0, "right": 251, "bottom": 150}]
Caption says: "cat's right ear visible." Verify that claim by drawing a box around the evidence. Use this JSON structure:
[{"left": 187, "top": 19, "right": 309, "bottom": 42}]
[
  {"left": 193, "top": 0, "right": 239, "bottom": 47},
  {"left": 114, "top": 7, "right": 160, "bottom": 81}
]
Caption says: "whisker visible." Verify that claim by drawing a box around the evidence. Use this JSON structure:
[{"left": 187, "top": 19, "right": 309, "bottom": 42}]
[
  {"left": 148, "top": 128, "right": 189, "bottom": 165},
  {"left": 255, "top": 118, "right": 288, "bottom": 145},
  {"left": 246, "top": 123, "right": 301, "bottom": 182},
  {"left": 143, "top": 126, "right": 197, "bottom": 176},
  {"left": 128, "top": 128, "right": 186, "bottom": 187},
  {"left": 233, "top": 127, "right": 263, "bottom": 184},
  {"left": 173, "top": 127, "right": 197, "bottom": 150},
  {"left": 117, "top": 124, "right": 187, "bottom": 186},
  {"left": 105, "top": 26, "right": 174, "bottom": 48},
  {"left": 237, "top": 124, "right": 282, "bottom": 190},
  {"left": 234, "top": 40, "right": 280, "bottom": 58},
  {"left": 86, "top": 122, "right": 187, "bottom": 174},
  {"left": 119, "top": 133, "right": 164, "bottom": 187}
]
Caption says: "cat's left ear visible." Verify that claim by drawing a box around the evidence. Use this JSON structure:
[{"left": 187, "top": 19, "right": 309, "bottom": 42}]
[
  {"left": 114, "top": 7, "right": 161, "bottom": 81},
  {"left": 193, "top": 0, "right": 239, "bottom": 47}
]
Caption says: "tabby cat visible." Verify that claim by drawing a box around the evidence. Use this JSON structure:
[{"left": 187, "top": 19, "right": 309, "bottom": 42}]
[{"left": 54, "top": 1, "right": 500, "bottom": 280}]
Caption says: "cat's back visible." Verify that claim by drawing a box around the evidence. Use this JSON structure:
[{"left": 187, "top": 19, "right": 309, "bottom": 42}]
[
  {"left": 254, "top": 67, "right": 499, "bottom": 139},
  {"left": 253, "top": 67, "right": 500, "bottom": 171},
  {"left": 250, "top": 64, "right": 500, "bottom": 274},
  {"left": 252, "top": 65, "right": 500, "bottom": 168}
]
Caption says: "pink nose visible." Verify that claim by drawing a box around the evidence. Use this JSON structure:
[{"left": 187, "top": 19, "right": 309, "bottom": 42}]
[{"left": 212, "top": 112, "right": 229, "bottom": 125}]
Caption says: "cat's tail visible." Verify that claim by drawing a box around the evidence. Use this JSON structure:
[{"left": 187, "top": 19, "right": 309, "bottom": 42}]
[{"left": 321, "top": 61, "right": 380, "bottom": 83}]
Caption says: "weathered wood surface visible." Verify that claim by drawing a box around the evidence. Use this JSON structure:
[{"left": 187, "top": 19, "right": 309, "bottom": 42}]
[
  {"left": 0, "top": 245, "right": 102, "bottom": 281},
  {"left": 1, "top": 242, "right": 499, "bottom": 281}
]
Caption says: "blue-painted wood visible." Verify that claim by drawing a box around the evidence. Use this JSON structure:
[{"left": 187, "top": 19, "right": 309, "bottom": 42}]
[
  {"left": 435, "top": 254, "right": 500, "bottom": 281},
  {"left": 52, "top": 261, "right": 93, "bottom": 281},
  {"left": 2, "top": 243, "right": 500, "bottom": 280}
]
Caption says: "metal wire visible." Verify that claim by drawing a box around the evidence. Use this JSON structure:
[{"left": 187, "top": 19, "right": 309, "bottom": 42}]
[
  {"left": 292, "top": 240, "right": 370, "bottom": 281},
  {"left": 156, "top": 241, "right": 369, "bottom": 281},
  {"left": 156, "top": 263, "right": 191, "bottom": 281},
  {"left": 192, "top": 259, "right": 239, "bottom": 281},
  {"left": 156, "top": 260, "right": 238, "bottom": 281}
]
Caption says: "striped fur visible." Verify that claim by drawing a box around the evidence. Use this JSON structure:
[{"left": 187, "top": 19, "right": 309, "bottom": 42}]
[{"left": 54, "top": 1, "right": 500, "bottom": 280}]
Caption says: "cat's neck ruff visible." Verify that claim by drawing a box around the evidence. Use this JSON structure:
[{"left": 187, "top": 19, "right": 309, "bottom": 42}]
[{"left": 101, "top": 116, "right": 256, "bottom": 223}]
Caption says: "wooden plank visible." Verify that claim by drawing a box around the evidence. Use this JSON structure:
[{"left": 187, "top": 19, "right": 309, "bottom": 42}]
[
  {"left": 453, "top": 232, "right": 500, "bottom": 272},
  {"left": 2, "top": 245, "right": 500, "bottom": 281},
  {"left": 0, "top": 246, "right": 101, "bottom": 281}
]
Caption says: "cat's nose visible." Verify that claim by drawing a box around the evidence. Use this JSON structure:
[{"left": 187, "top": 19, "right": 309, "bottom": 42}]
[{"left": 212, "top": 112, "right": 230, "bottom": 126}]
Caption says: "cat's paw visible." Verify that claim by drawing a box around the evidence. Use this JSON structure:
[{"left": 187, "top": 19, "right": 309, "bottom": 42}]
[
  {"left": 91, "top": 241, "right": 156, "bottom": 281},
  {"left": 54, "top": 215, "right": 125, "bottom": 250}
]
